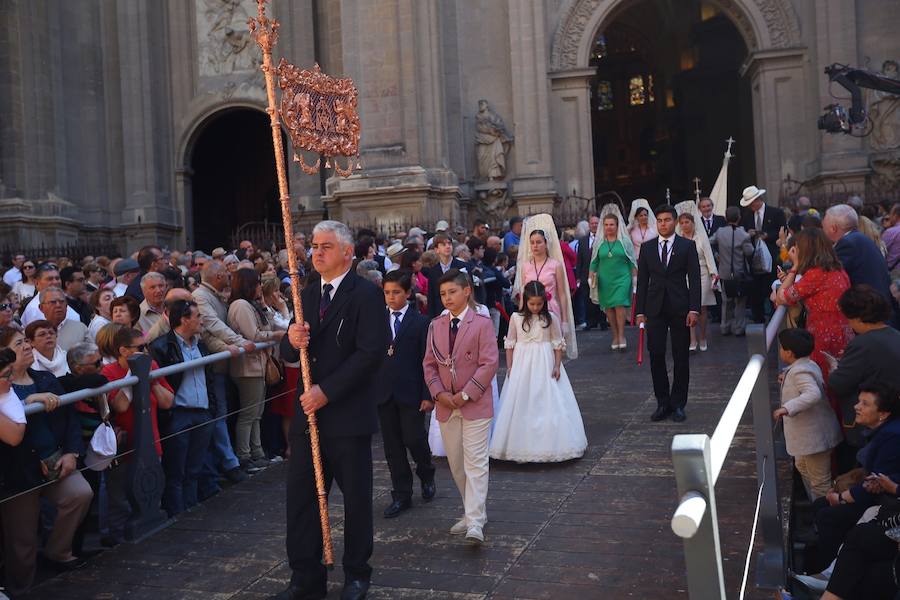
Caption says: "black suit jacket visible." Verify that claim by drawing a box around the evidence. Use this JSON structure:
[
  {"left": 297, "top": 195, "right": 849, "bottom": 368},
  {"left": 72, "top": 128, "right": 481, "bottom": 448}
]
[
  {"left": 635, "top": 235, "right": 702, "bottom": 318},
  {"left": 374, "top": 308, "right": 429, "bottom": 407},
  {"left": 741, "top": 204, "right": 786, "bottom": 265},
  {"left": 424, "top": 258, "right": 468, "bottom": 318},
  {"left": 575, "top": 234, "right": 596, "bottom": 284},
  {"left": 700, "top": 215, "right": 726, "bottom": 238},
  {"left": 280, "top": 269, "right": 390, "bottom": 438}
]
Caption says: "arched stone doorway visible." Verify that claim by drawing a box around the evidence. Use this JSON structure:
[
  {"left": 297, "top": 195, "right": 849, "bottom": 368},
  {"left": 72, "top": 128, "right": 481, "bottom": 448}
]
[
  {"left": 187, "top": 108, "right": 283, "bottom": 251},
  {"left": 550, "top": 0, "right": 808, "bottom": 209},
  {"left": 588, "top": 3, "right": 756, "bottom": 204}
]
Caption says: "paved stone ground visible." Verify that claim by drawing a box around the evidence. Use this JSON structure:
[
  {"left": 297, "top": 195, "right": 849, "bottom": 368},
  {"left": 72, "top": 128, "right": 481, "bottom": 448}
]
[{"left": 23, "top": 324, "right": 776, "bottom": 599}]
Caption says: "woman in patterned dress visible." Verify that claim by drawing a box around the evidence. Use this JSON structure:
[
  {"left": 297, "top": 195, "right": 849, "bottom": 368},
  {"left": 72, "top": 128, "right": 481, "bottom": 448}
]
[{"left": 776, "top": 229, "right": 853, "bottom": 412}]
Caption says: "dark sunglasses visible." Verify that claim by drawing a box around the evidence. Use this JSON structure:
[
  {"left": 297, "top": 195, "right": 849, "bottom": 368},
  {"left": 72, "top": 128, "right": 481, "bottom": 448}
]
[
  {"left": 127, "top": 344, "right": 147, "bottom": 352},
  {"left": 36, "top": 263, "right": 58, "bottom": 273},
  {"left": 0, "top": 303, "right": 13, "bottom": 311},
  {"left": 22, "top": 265, "right": 35, "bottom": 270}
]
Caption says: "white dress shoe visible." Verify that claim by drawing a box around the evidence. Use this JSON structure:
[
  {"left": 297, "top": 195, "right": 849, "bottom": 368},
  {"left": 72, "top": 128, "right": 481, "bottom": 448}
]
[
  {"left": 465, "top": 526, "right": 484, "bottom": 545},
  {"left": 699, "top": 341, "right": 708, "bottom": 351},
  {"left": 450, "top": 518, "right": 468, "bottom": 535}
]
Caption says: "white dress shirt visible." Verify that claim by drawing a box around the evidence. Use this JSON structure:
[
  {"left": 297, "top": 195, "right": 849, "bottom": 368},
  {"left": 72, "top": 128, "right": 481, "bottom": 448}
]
[
  {"left": 658, "top": 234, "right": 675, "bottom": 264},
  {"left": 321, "top": 268, "right": 351, "bottom": 298},
  {"left": 389, "top": 303, "right": 410, "bottom": 339},
  {"left": 3, "top": 267, "right": 22, "bottom": 286}
]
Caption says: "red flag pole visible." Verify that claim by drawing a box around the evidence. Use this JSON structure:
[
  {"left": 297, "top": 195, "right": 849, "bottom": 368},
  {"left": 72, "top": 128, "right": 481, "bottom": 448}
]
[{"left": 637, "top": 322, "right": 645, "bottom": 365}]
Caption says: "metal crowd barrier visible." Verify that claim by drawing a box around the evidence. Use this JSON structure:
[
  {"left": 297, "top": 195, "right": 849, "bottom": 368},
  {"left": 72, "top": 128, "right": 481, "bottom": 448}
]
[
  {"left": 21, "top": 341, "right": 275, "bottom": 542},
  {"left": 670, "top": 305, "right": 787, "bottom": 599}
]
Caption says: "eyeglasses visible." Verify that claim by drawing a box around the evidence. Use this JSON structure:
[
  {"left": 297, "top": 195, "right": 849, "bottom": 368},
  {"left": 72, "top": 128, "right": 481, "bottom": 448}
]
[
  {"left": 0, "top": 370, "right": 13, "bottom": 382},
  {"left": 0, "top": 303, "right": 13, "bottom": 311},
  {"left": 23, "top": 265, "right": 35, "bottom": 270},
  {"left": 126, "top": 344, "right": 146, "bottom": 352},
  {"left": 80, "top": 359, "right": 103, "bottom": 369},
  {"left": 36, "top": 263, "right": 58, "bottom": 273},
  {"left": 42, "top": 299, "right": 66, "bottom": 306}
]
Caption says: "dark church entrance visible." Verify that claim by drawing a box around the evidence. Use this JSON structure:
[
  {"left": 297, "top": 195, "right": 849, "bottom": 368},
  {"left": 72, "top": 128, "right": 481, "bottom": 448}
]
[
  {"left": 189, "top": 108, "right": 284, "bottom": 251},
  {"left": 590, "top": 1, "right": 756, "bottom": 210}
]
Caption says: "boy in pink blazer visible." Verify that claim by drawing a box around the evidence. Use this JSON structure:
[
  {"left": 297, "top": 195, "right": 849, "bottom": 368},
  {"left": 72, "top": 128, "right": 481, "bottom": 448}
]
[{"left": 423, "top": 269, "right": 499, "bottom": 545}]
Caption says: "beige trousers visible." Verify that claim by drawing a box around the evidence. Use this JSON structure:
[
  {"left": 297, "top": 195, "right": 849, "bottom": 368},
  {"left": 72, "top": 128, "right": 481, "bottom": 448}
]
[
  {"left": 439, "top": 409, "right": 491, "bottom": 529},
  {"left": 794, "top": 449, "right": 833, "bottom": 500},
  {"left": 234, "top": 376, "right": 267, "bottom": 461},
  {"left": 1, "top": 470, "right": 93, "bottom": 595}
]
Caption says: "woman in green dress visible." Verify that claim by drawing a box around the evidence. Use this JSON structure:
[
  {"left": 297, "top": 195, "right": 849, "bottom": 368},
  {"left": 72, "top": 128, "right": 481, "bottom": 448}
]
[{"left": 589, "top": 211, "right": 637, "bottom": 350}]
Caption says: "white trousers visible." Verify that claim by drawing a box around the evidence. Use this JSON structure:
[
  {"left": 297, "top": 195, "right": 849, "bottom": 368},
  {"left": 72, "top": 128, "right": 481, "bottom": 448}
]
[{"left": 439, "top": 409, "right": 491, "bottom": 529}]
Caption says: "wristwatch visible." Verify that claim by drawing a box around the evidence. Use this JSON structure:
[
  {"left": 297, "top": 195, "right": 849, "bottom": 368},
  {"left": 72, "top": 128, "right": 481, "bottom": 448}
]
[{"left": 460, "top": 391, "right": 470, "bottom": 402}]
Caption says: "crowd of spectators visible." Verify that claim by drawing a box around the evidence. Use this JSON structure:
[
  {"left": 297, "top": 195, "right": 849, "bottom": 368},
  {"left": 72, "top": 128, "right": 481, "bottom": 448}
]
[{"left": 2, "top": 194, "right": 900, "bottom": 598}]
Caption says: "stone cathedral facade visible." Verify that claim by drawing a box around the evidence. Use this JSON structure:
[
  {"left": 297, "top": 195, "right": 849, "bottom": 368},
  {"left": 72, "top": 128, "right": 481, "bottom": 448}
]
[{"left": 1, "top": 0, "right": 898, "bottom": 253}]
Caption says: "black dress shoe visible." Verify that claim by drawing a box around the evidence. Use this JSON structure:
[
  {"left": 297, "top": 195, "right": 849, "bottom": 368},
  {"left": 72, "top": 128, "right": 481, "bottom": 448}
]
[
  {"left": 383, "top": 498, "right": 412, "bottom": 518},
  {"left": 267, "top": 583, "right": 327, "bottom": 600},
  {"left": 672, "top": 407, "right": 686, "bottom": 422},
  {"left": 421, "top": 480, "right": 436, "bottom": 502},
  {"left": 650, "top": 406, "right": 672, "bottom": 422},
  {"left": 341, "top": 578, "right": 370, "bottom": 600}
]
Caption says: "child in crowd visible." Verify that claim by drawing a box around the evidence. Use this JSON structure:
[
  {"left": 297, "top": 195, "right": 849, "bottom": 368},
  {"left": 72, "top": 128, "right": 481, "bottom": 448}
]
[
  {"left": 375, "top": 271, "right": 436, "bottom": 519},
  {"left": 423, "top": 269, "right": 498, "bottom": 545},
  {"left": 773, "top": 328, "right": 842, "bottom": 500},
  {"left": 490, "top": 281, "right": 586, "bottom": 463}
]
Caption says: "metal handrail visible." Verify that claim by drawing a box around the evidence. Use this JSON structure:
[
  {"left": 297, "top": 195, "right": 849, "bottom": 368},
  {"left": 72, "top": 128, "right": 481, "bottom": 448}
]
[
  {"left": 22, "top": 341, "right": 275, "bottom": 416},
  {"left": 670, "top": 304, "right": 787, "bottom": 598}
]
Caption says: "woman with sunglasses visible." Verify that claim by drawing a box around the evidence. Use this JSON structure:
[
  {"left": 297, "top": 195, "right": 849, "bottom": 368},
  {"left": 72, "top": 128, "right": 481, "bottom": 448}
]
[
  {"left": 0, "top": 326, "right": 94, "bottom": 593},
  {"left": 0, "top": 293, "right": 17, "bottom": 330},
  {"left": 11, "top": 262, "right": 37, "bottom": 303},
  {"left": 101, "top": 327, "right": 173, "bottom": 460}
]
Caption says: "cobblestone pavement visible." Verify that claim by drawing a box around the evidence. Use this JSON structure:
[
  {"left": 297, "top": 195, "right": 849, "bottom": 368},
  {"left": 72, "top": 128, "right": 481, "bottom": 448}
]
[{"left": 24, "top": 324, "right": 774, "bottom": 599}]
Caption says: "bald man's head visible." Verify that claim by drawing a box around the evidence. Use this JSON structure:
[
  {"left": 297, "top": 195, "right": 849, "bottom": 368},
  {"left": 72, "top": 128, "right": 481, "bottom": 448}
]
[{"left": 202, "top": 259, "right": 229, "bottom": 292}]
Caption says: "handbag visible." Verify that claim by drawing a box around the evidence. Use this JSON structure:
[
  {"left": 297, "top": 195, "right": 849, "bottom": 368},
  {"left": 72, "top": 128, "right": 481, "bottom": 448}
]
[
  {"left": 265, "top": 350, "right": 284, "bottom": 387},
  {"left": 833, "top": 467, "right": 868, "bottom": 493},
  {"left": 750, "top": 238, "right": 773, "bottom": 275}
]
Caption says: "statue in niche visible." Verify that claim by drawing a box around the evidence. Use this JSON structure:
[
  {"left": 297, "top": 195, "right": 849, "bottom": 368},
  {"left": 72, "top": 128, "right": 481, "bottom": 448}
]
[
  {"left": 476, "top": 187, "right": 513, "bottom": 225},
  {"left": 475, "top": 100, "right": 513, "bottom": 181},
  {"left": 870, "top": 60, "right": 900, "bottom": 151}
]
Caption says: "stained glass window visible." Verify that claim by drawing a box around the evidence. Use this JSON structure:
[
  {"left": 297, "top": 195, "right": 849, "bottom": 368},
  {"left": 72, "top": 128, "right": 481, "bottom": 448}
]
[
  {"left": 629, "top": 76, "right": 645, "bottom": 106},
  {"left": 592, "top": 34, "right": 608, "bottom": 60},
  {"left": 596, "top": 80, "right": 614, "bottom": 110}
]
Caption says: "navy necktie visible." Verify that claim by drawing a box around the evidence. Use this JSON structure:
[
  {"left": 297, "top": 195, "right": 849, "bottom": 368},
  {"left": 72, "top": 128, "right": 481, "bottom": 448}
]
[
  {"left": 392, "top": 311, "right": 402, "bottom": 338},
  {"left": 319, "top": 283, "right": 333, "bottom": 320},
  {"left": 449, "top": 318, "right": 460, "bottom": 353}
]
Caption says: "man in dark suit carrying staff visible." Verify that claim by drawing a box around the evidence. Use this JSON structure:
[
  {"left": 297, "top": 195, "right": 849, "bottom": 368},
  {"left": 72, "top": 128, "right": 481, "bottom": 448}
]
[
  {"left": 635, "top": 204, "right": 702, "bottom": 423},
  {"left": 272, "top": 220, "right": 390, "bottom": 600}
]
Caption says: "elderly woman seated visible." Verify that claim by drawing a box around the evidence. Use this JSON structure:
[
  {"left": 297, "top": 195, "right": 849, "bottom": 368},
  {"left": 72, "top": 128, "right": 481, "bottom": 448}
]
[
  {"left": 0, "top": 327, "right": 93, "bottom": 596},
  {"left": 25, "top": 319, "right": 70, "bottom": 377},
  {"left": 810, "top": 384, "right": 900, "bottom": 572}
]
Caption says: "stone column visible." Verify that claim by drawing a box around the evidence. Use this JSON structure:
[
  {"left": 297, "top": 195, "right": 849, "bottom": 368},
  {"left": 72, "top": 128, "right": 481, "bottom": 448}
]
[
  {"left": 507, "top": 0, "right": 556, "bottom": 215},
  {"left": 743, "top": 49, "right": 810, "bottom": 205},
  {"left": 549, "top": 68, "right": 596, "bottom": 203}
]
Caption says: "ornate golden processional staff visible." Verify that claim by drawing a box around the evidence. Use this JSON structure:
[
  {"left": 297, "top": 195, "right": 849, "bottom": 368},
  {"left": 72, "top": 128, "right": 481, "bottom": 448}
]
[{"left": 250, "top": 0, "right": 362, "bottom": 568}]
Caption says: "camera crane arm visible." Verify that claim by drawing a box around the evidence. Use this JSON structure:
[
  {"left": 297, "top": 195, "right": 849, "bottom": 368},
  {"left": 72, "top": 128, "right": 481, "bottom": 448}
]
[{"left": 823, "top": 63, "right": 900, "bottom": 128}]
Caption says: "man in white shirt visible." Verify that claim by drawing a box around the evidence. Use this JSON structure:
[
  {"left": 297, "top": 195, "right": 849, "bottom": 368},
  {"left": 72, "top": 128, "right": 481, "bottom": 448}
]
[
  {"left": 39, "top": 287, "right": 90, "bottom": 352},
  {"left": 21, "top": 264, "right": 81, "bottom": 327},
  {"left": 2, "top": 255, "right": 25, "bottom": 286}
]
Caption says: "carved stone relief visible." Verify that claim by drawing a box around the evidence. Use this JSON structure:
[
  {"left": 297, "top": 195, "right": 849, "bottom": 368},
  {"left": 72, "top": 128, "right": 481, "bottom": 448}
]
[
  {"left": 869, "top": 60, "right": 900, "bottom": 151},
  {"left": 549, "top": 0, "right": 803, "bottom": 71},
  {"left": 196, "top": 0, "right": 259, "bottom": 77}
]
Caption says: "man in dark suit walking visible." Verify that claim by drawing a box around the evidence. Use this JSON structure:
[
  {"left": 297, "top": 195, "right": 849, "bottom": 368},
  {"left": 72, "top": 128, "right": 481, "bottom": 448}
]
[
  {"left": 636, "top": 204, "right": 701, "bottom": 423},
  {"left": 698, "top": 197, "right": 726, "bottom": 238},
  {"left": 424, "top": 232, "right": 468, "bottom": 319},
  {"left": 273, "top": 220, "right": 390, "bottom": 600},
  {"left": 375, "top": 270, "right": 436, "bottom": 519},
  {"left": 575, "top": 215, "right": 606, "bottom": 330},
  {"left": 739, "top": 185, "right": 786, "bottom": 323}
]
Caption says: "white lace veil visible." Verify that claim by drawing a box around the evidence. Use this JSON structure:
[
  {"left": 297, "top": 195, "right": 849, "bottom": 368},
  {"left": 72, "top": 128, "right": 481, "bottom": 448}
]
[
  {"left": 675, "top": 200, "right": 715, "bottom": 273},
  {"left": 627, "top": 198, "right": 656, "bottom": 231},
  {"left": 591, "top": 204, "right": 636, "bottom": 306},
  {"left": 515, "top": 213, "right": 578, "bottom": 359}
]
